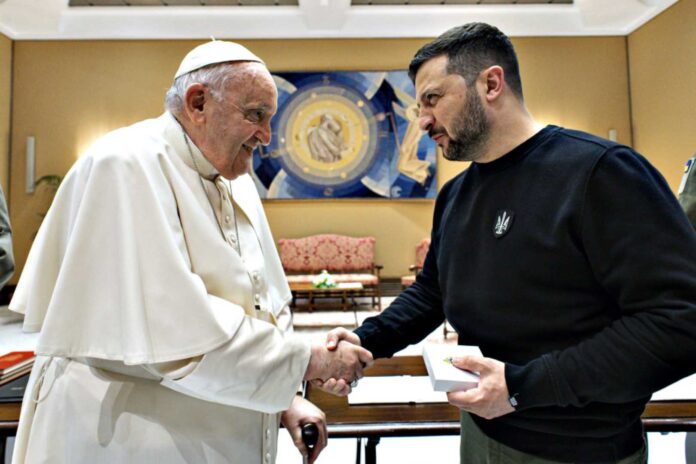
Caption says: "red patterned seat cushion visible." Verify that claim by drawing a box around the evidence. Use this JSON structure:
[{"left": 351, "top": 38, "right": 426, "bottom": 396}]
[{"left": 278, "top": 234, "right": 376, "bottom": 273}]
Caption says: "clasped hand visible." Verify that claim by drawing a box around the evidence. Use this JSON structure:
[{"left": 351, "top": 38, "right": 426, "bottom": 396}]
[
  {"left": 304, "top": 328, "right": 369, "bottom": 396},
  {"left": 304, "top": 330, "right": 373, "bottom": 388}
]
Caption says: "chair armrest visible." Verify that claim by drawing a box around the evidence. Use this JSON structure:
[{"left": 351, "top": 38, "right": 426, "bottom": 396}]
[
  {"left": 373, "top": 264, "right": 383, "bottom": 278},
  {"left": 408, "top": 264, "right": 423, "bottom": 276}
]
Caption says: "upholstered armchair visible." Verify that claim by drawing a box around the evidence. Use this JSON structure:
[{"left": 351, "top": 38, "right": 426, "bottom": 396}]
[{"left": 400, "top": 238, "right": 431, "bottom": 289}]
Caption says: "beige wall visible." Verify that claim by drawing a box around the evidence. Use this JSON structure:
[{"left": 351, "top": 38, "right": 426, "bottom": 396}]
[
  {"left": 0, "top": 33, "right": 10, "bottom": 197},
  {"left": 9, "top": 37, "right": 631, "bottom": 280},
  {"left": 629, "top": 0, "right": 696, "bottom": 192}
]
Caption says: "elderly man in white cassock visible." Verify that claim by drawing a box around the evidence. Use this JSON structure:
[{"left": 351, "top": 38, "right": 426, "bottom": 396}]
[{"left": 8, "top": 41, "right": 372, "bottom": 464}]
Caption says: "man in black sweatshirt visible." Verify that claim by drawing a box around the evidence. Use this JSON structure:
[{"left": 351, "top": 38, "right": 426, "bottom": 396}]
[{"left": 317, "top": 23, "right": 696, "bottom": 463}]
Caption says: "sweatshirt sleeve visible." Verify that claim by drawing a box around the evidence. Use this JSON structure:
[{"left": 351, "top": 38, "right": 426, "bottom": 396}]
[
  {"left": 354, "top": 183, "right": 451, "bottom": 359},
  {"left": 506, "top": 146, "right": 696, "bottom": 410}
]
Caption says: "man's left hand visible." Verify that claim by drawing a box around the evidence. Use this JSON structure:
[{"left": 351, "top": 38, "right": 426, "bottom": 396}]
[
  {"left": 281, "top": 395, "right": 328, "bottom": 464},
  {"left": 446, "top": 356, "right": 515, "bottom": 420}
]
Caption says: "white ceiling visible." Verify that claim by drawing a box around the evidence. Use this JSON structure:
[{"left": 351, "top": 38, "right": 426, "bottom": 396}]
[{"left": 0, "top": 0, "right": 678, "bottom": 40}]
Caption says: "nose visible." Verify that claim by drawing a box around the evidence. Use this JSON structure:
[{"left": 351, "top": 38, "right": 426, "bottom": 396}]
[
  {"left": 417, "top": 109, "right": 434, "bottom": 133},
  {"left": 257, "top": 120, "right": 272, "bottom": 146}
]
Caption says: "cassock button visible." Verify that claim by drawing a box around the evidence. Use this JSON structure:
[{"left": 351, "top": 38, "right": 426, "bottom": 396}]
[
  {"left": 229, "top": 234, "right": 237, "bottom": 244},
  {"left": 253, "top": 271, "right": 260, "bottom": 283},
  {"left": 265, "top": 429, "right": 270, "bottom": 440},
  {"left": 254, "top": 294, "right": 261, "bottom": 304},
  {"left": 225, "top": 215, "right": 231, "bottom": 224},
  {"left": 265, "top": 452, "right": 271, "bottom": 462}
]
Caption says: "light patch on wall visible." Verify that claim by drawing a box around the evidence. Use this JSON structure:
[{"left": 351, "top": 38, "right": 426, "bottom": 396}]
[
  {"left": 534, "top": 113, "right": 586, "bottom": 131},
  {"left": 533, "top": 113, "right": 561, "bottom": 128},
  {"left": 75, "top": 124, "right": 112, "bottom": 160}
]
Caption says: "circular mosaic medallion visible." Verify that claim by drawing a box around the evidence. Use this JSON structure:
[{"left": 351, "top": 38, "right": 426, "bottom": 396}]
[{"left": 274, "top": 84, "right": 379, "bottom": 188}]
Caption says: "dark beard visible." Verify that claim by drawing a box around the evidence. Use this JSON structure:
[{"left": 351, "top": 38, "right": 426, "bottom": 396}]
[{"left": 444, "top": 87, "right": 490, "bottom": 162}]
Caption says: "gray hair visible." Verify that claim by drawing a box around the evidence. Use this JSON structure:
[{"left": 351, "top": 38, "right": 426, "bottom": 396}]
[{"left": 164, "top": 62, "right": 241, "bottom": 114}]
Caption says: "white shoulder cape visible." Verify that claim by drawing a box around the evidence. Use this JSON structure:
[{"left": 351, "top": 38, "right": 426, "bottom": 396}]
[{"left": 10, "top": 113, "right": 291, "bottom": 365}]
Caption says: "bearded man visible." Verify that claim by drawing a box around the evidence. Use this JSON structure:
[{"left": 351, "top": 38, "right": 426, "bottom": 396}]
[{"left": 321, "top": 23, "right": 696, "bottom": 464}]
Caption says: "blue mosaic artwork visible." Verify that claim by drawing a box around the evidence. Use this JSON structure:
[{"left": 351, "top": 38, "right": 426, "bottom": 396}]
[{"left": 252, "top": 71, "right": 437, "bottom": 199}]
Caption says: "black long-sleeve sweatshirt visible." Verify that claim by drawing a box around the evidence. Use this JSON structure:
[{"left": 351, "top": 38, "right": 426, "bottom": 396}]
[{"left": 355, "top": 126, "right": 696, "bottom": 462}]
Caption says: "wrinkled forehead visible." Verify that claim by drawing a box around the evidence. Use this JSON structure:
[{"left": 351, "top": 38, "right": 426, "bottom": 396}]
[
  {"left": 227, "top": 62, "right": 278, "bottom": 105},
  {"left": 414, "top": 55, "right": 450, "bottom": 93}
]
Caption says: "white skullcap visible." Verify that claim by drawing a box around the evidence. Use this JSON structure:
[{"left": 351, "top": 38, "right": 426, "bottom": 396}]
[{"left": 174, "top": 40, "right": 265, "bottom": 79}]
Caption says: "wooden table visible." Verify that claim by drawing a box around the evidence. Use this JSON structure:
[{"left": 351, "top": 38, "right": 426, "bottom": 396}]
[
  {"left": 0, "top": 373, "right": 28, "bottom": 458},
  {"left": 0, "top": 402, "right": 20, "bottom": 458},
  {"left": 289, "top": 282, "right": 364, "bottom": 312},
  {"left": 305, "top": 356, "right": 696, "bottom": 464},
  {"left": 2, "top": 358, "right": 694, "bottom": 462}
]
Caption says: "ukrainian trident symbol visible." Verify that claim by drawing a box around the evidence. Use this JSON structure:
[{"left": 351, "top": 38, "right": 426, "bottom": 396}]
[{"left": 493, "top": 210, "right": 515, "bottom": 238}]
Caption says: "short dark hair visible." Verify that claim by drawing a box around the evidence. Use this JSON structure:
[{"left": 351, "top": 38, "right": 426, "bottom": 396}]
[{"left": 408, "top": 22, "right": 524, "bottom": 100}]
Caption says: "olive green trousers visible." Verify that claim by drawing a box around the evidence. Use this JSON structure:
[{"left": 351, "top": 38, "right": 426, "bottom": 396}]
[{"left": 459, "top": 412, "right": 647, "bottom": 464}]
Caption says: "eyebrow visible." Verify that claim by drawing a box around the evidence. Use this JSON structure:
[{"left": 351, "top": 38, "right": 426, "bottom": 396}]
[
  {"left": 244, "top": 103, "right": 277, "bottom": 118},
  {"left": 417, "top": 86, "right": 438, "bottom": 106},
  {"left": 240, "top": 102, "right": 268, "bottom": 110}
]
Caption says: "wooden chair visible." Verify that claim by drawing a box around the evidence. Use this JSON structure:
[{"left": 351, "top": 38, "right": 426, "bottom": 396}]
[{"left": 400, "top": 238, "right": 430, "bottom": 290}]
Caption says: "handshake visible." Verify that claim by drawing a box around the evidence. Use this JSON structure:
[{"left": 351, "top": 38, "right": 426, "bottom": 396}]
[{"left": 303, "top": 328, "right": 372, "bottom": 396}]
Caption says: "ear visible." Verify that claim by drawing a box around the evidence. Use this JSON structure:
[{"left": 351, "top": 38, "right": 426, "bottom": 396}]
[
  {"left": 183, "top": 83, "right": 208, "bottom": 124},
  {"left": 481, "top": 65, "right": 505, "bottom": 103}
]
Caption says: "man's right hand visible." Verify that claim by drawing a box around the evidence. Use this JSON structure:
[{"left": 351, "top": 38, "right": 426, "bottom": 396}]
[
  {"left": 307, "top": 328, "right": 369, "bottom": 396},
  {"left": 325, "top": 327, "right": 362, "bottom": 351},
  {"left": 304, "top": 336, "right": 373, "bottom": 384}
]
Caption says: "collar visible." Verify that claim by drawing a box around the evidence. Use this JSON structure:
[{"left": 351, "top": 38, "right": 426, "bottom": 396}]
[
  {"left": 473, "top": 125, "right": 559, "bottom": 175},
  {"left": 162, "top": 111, "right": 219, "bottom": 180}
]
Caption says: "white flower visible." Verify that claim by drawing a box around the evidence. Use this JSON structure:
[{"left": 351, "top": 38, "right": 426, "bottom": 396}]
[{"left": 312, "top": 269, "right": 336, "bottom": 288}]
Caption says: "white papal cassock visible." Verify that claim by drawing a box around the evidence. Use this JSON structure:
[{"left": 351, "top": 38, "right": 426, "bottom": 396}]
[{"left": 9, "top": 112, "right": 310, "bottom": 464}]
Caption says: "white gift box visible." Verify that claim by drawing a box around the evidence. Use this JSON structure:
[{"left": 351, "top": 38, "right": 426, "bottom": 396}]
[{"left": 422, "top": 344, "right": 482, "bottom": 392}]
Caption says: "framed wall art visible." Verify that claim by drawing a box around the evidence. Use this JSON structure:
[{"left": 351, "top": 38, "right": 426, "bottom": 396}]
[{"left": 252, "top": 71, "right": 437, "bottom": 200}]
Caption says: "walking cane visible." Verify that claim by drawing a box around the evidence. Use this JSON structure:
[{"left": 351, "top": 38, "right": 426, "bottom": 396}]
[{"left": 301, "top": 423, "right": 319, "bottom": 464}]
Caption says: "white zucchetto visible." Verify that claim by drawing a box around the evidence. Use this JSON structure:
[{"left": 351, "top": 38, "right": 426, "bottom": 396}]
[{"left": 174, "top": 41, "right": 265, "bottom": 79}]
